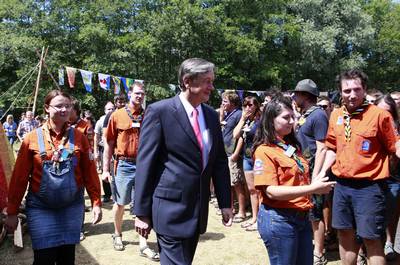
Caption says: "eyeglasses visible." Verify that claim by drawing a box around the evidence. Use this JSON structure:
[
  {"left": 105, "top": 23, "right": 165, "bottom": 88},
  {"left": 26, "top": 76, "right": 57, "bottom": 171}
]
[
  {"left": 49, "top": 104, "right": 72, "bottom": 111},
  {"left": 318, "top": 105, "right": 328, "bottom": 110}
]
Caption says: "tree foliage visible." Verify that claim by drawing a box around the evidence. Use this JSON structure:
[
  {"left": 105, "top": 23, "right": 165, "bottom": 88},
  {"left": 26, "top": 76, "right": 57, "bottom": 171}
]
[{"left": 0, "top": 0, "right": 399, "bottom": 118}]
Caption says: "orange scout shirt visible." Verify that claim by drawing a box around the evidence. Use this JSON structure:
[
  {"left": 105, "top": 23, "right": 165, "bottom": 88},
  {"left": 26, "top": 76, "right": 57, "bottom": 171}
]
[
  {"left": 325, "top": 104, "right": 397, "bottom": 181},
  {"left": 74, "top": 119, "right": 94, "bottom": 150},
  {"left": 105, "top": 106, "right": 143, "bottom": 158},
  {"left": 254, "top": 144, "right": 313, "bottom": 211},
  {"left": 7, "top": 124, "right": 101, "bottom": 215}
]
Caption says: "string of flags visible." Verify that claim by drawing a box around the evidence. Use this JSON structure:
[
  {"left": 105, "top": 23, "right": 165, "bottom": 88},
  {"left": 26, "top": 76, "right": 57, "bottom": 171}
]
[
  {"left": 58, "top": 66, "right": 144, "bottom": 94},
  {"left": 58, "top": 66, "right": 267, "bottom": 98}
]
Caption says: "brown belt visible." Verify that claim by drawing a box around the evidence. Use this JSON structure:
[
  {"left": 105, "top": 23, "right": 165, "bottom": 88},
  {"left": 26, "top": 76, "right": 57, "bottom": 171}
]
[{"left": 117, "top": 156, "right": 136, "bottom": 162}]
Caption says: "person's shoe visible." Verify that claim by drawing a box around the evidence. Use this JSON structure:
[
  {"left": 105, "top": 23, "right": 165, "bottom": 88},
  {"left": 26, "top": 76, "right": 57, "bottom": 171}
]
[
  {"left": 384, "top": 242, "right": 396, "bottom": 261},
  {"left": 112, "top": 234, "right": 125, "bottom": 251},
  {"left": 313, "top": 253, "right": 327, "bottom": 265},
  {"left": 80, "top": 232, "right": 85, "bottom": 241},
  {"left": 357, "top": 253, "right": 367, "bottom": 265},
  {"left": 140, "top": 246, "right": 160, "bottom": 261},
  {"left": 102, "top": 197, "right": 111, "bottom": 203}
]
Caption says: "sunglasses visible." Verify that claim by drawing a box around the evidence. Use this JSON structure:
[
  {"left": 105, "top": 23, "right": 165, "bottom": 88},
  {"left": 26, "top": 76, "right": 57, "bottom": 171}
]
[
  {"left": 318, "top": 105, "right": 328, "bottom": 110},
  {"left": 243, "top": 104, "right": 254, "bottom": 107}
]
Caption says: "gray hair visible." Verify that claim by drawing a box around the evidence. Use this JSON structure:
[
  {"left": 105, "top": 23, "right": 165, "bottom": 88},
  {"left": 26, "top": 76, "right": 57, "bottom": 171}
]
[{"left": 178, "top": 58, "right": 215, "bottom": 91}]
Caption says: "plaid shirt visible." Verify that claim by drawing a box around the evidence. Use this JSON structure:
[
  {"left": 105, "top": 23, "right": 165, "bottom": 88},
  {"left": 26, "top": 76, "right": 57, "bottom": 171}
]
[{"left": 18, "top": 119, "right": 39, "bottom": 139}]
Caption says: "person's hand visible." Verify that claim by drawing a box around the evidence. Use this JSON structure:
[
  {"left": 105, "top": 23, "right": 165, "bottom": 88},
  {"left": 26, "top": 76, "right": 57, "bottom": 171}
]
[
  {"left": 230, "top": 154, "right": 239, "bottom": 162},
  {"left": 102, "top": 171, "right": 112, "bottom": 182},
  {"left": 135, "top": 216, "right": 152, "bottom": 239},
  {"left": 5, "top": 215, "right": 18, "bottom": 233},
  {"left": 91, "top": 205, "right": 102, "bottom": 225},
  {"left": 221, "top": 208, "right": 233, "bottom": 227},
  {"left": 311, "top": 176, "right": 336, "bottom": 195}
]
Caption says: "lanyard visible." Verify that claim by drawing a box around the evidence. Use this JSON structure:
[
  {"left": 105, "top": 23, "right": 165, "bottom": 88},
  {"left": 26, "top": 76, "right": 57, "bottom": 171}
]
[
  {"left": 275, "top": 141, "right": 305, "bottom": 173},
  {"left": 297, "top": 105, "right": 321, "bottom": 128},
  {"left": 125, "top": 106, "right": 143, "bottom": 123}
]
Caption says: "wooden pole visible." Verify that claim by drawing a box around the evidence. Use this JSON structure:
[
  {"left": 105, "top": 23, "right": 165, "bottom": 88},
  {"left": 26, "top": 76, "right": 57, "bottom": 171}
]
[{"left": 32, "top": 47, "right": 45, "bottom": 116}]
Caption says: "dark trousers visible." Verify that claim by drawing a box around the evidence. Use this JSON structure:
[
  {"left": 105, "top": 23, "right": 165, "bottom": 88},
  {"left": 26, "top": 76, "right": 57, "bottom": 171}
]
[
  {"left": 33, "top": 244, "right": 75, "bottom": 265},
  {"left": 157, "top": 233, "right": 200, "bottom": 265},
  {"left": 102, "top": 180, "right": 111, "bottom": 198}
]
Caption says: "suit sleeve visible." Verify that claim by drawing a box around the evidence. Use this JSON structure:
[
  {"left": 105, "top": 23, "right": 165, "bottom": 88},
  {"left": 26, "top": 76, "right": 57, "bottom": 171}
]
[
  {"left": 134, "top": 104, "right": 163, "bottom": 217},
  {"left": 211, "top": 115, "right": 231, "bottom": 209}
]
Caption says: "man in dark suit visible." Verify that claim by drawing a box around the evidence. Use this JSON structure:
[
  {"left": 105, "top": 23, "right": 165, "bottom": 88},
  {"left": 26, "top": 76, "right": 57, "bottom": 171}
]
[{"left": 134, "top": 58, "right": 233, "bottom": 264}]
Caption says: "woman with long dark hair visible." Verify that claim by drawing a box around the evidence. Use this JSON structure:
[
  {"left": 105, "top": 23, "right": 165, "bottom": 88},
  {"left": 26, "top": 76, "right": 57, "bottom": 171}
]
[
  {"left": 253, "top": 94, "right": 335, "bottom": 265},
  {"left": 233, "top": 96, "right": 261, "bottom": 231},
  {"left": 5, "top": 90, "right": 102, "bottom": 265}
]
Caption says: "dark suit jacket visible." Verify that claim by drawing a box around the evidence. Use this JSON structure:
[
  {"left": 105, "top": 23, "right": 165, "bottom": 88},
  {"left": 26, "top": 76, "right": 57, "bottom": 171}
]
[{"left": 134, "top": 95, "right": 231, "bottom": 238}]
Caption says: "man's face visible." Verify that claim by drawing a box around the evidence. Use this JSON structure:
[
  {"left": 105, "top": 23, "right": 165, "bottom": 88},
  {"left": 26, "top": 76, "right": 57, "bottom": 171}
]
[
  {"left": 221, "top": 97, "right": 235, "bottom": 112},
  {"left": 115, "top": 99, "right": 125, "bottom": 109},
  {"left": 365, "top": 94, "right": 376, "bottom": 104},
  {"left": 129, "top": 85, "right": 145, "bottom": 107},
  {"left": 104, "top": 103, "right": 115, "bottom": 114},
  {"left": 26, "top": 111, "right": 33, "bottom": 121},
  {"left": 317, "top": 99, "right": 332, "bottom": 118},
  {"left": 340, "top": 78, "right": 366, "bottom": 112},
  {"left": 185, "top": 71, "right": 215, "bottom": 105},
  {"left": 293, "top": 92, "right": 307, "bottom": 109}
]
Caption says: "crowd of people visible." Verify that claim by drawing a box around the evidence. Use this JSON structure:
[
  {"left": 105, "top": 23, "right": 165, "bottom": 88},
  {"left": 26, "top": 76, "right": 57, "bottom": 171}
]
[{"left": 0, "top": 58, "right": 400, "bottom": 265}]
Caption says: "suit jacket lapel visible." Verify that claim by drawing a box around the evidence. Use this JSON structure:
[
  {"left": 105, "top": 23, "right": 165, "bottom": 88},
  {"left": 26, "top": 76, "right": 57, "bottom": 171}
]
[{"left": 171, "top": 96, "right": 200, "bottom": 150}]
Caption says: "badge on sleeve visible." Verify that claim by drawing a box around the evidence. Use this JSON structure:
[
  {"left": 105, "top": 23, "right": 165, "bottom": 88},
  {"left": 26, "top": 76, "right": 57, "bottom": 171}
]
[
  {"left": 253, "top": 159, "right": 264, "bottom": 175},
  {"left": 337, "top": 116, "right": 343, "bottom": 125},
  {"left": 361, "top": 140, "right": 371, "bottom": 152}
]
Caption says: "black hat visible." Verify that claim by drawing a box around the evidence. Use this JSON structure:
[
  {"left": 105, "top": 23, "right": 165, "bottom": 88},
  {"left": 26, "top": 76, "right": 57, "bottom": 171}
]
[{"left": 294, "top": 79, "right": 319, "bottom": 97}]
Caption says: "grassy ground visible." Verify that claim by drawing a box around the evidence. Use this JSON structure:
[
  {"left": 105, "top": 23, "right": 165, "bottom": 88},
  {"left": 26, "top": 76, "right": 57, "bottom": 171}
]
[{"left": 0, "top": 197, "right": 345, "bottom": 265}]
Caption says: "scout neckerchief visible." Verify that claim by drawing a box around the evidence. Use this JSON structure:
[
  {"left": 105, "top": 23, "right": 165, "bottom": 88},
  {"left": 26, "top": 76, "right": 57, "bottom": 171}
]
[
  {"left": 342, "top": 100, "right": 369, "bottom": 142},
  {"left": 275, "top": 141, "right": 305, "bottom": 173},
  {"left": 297, "top": 105, "right": 321, "bottom": 127},
  {"left": 125, "top": 105, "right": 144, "bottom": 124},
  {"left": 42, "top": 122, "right": 71, "bottom": 169}
]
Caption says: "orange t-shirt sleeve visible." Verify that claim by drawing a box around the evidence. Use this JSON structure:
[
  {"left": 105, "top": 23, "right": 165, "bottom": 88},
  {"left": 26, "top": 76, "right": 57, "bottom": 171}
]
[
  {"left": 378, "top": 113, "right": 397, "bottom": 154},
  {"left": 325, "top": 112, "right": 337, "bottom": 151},
  {"left": 78, "top": 133, "right": 101, "bottom": 207},
  {"left": 253, "top": 147, "right": 279, "bottom": 188},
  {"left": 7, "top": 135, "right": 34, "bottom": 215}
]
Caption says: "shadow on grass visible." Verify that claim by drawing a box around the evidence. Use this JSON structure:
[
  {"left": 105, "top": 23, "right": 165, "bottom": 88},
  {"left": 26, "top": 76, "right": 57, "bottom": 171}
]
[{"left": 199, "top": 232, "right": 225, "bottom": 242}]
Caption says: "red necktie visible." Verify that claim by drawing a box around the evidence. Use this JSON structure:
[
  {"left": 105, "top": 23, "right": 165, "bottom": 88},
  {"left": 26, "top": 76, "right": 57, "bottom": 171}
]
[{"left": 192, "top": 108, "right": 204, "bottom": 157}]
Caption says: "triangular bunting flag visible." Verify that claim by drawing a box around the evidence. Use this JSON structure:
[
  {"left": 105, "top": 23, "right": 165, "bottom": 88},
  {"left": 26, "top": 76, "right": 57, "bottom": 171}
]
[
  {"left": 112, "top": 76, "right": 121, "bottom": 94},
  {"left": 66, "top": 67, "right": 77, "bottom": 88},
  {"left": 98, "top": 73, "right": 110, "bottom": 90},
  {"left": 58, "top": 68, "right": 64, "bottom": 86},
  {"left": 79, "top": 69, "right": 93, "bottom": 93}
]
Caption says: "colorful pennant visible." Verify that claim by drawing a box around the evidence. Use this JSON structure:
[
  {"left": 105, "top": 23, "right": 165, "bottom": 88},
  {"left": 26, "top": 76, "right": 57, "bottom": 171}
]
[
  {"left": 66, "top": 67, "right": 77, "bottom": 88},
  {"left": 79, "top": 69, "right": 93, "bottom": 93},
  {"left": 98, "top": 73, "right": 110, "bottom": 90}
]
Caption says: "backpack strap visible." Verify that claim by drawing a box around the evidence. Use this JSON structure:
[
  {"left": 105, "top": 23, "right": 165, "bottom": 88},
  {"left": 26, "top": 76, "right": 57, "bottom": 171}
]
[
  {"left": 68, "top": 128, "right": 75, "bottom": 152},
  {"left": 36, "top": 127, "right": 47, "bottom": 159}
]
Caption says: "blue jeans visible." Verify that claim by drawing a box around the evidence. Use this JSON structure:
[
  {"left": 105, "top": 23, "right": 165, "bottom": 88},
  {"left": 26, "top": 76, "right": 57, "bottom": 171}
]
[
  {"left": 257, "top": 204, "right": 313, "bottom": 265},
  {"left": 111, "top": 160, "right": 136, "bottom": 205}
]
